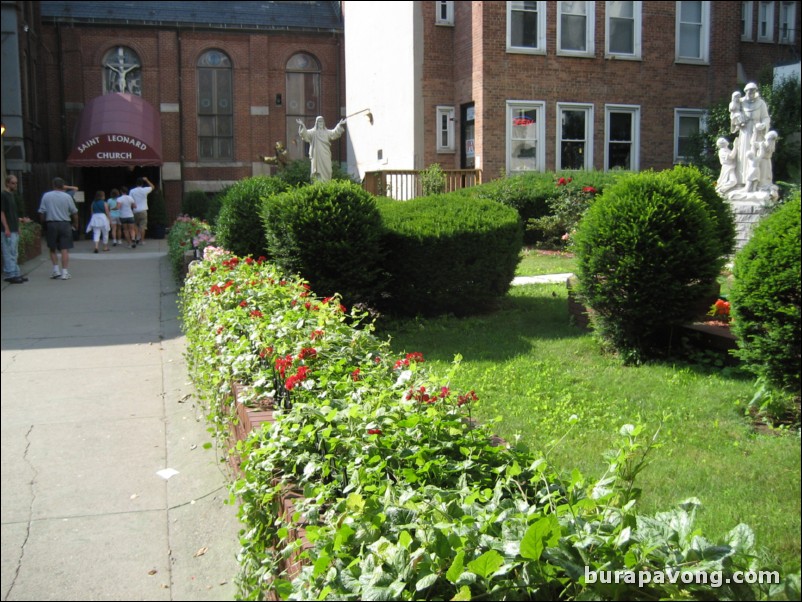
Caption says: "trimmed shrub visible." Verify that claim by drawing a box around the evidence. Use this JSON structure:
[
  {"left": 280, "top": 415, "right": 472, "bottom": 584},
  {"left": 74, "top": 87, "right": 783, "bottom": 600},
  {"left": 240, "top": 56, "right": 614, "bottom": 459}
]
[
  {"left": 730, "top": 194, "right": 801, "bottom": 393},
  {"left": 662, "top": 165, "right": 736, "bottom": 258},
  {"left": 216, "top": 176, "right": 289, "bottom": 258},
  {"left": 205, "top": 187, "right": 227, "bottom": 225},
  {"left": 573, "top": 171, "right": 723, "bottom": 361},
  {"left": 181, "top": 190, "right": 209, "bottom": 219},
  {"left": 379, "top": 192, "right": 522, "bottom": 316},
  {"left": 465, "top": 171, "right": 628, "bottom": 245},
  {"left": 263, "top": 180, "right": 385, "bottom": 306}
]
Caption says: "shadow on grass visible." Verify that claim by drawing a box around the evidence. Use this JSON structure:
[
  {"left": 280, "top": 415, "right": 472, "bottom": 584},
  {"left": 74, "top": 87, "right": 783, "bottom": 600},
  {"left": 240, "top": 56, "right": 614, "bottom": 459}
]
[{"left": 376, "top": 285, "right": 586, "bottom": 363}]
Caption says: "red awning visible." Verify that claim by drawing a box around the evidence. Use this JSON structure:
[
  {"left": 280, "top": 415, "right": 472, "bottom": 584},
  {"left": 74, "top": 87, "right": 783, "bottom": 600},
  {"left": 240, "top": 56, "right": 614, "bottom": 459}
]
[{"left": 67, "top": 93, "right": 163, "bottom": 167}]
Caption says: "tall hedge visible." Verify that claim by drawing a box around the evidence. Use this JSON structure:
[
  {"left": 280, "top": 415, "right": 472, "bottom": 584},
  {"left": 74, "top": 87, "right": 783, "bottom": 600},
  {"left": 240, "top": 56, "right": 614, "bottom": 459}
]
[
  {"left": 731, "top": 194, "right": 801, "bottom": 393},
  {"left": 379, "top": 193, "right": 522, "bottom": 316},
  {"left": 662, "top": 165, "right": 736, "bottom": 258},
  {"left": 262, "top": 180, "right": 385, "bottom": 307},
  {"left": 572, "top": 171, "right": 723, "bottom": 361},
  {"left": 215, "top": 176, "right": 288, "bottom": 258}
]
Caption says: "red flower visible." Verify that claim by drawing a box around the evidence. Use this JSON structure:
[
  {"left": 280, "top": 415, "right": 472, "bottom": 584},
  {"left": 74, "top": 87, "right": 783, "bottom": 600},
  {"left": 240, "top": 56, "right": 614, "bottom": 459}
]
[
  {"left": 457, "top": 390, "right": 479, "bottom": 407},
  {"left": 250, "top": 310, "right": 263, "bottom": 318},
  {"left": 239, "top": 300, "right": 248, "bottom": 307},
  {"left": 367, "top": 428, "right": 382, "bottom": 436},
  {"left": 582, "top": 186, "right": 597, "bottom": 193},
  {"left": 310, "top": 329, "right": 325, "bottom": 340},
  {"left": 298, "top": 347, "right": 317, "bottom": 360},
  {"left": 351, "top": 368, "right": 361, "bottom": 381},
  {"left": 245, "top": 257, "right": 254, "bottom": 265},
  {"left": 210, "top": 266, "right": 217, "bottom": 272},
  {"left": 257, "top": 256, "right": 267, "bottom": 263}
]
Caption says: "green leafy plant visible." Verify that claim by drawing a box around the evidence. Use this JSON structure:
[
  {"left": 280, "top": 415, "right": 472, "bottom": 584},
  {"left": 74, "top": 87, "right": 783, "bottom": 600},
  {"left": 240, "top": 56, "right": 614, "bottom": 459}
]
[
  {"left": 419, "top": 163, "right": 446, "bottom": 196},
  {"left": 528, "top": 176, "right": 599, "bottom": 249},
  {"left": 167, "top": 215, "right": 214, "bottom": 282},
  {"left": 731, "top": 193, "right": 801, "bottom": 395},
  {"left": 178, "top": 252, "right": 798, "bottom": 601},
  {"left": 181, "top": 190, "right": 209, "bottom": 219},
  {"left": 262, "top": 180, "right": 386, "bottom": 307},
  {"left": 572, "top": 171, "right": 723, "bottom": 362},
  {"left": 17, "top": 219, "right": 42, "bottom": 263},
  {"left": 215, "top": 176, "right": 289, "bottom": 259}
]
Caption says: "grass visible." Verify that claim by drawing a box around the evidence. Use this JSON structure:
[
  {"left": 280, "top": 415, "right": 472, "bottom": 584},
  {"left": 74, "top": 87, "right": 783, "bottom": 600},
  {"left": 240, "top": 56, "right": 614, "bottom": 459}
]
[
  {"left": 375, "top": 263, "right": 801, "bottom": 575},
  {"left": 516, "top": 247, "right": 577, "bottom": 276}
]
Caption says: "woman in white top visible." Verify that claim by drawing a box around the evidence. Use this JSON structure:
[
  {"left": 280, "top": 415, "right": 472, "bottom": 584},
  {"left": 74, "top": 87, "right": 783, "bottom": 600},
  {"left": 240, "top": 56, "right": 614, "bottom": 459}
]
[{"left": 115, "top": 187, "right": 138, "bottom": 248}]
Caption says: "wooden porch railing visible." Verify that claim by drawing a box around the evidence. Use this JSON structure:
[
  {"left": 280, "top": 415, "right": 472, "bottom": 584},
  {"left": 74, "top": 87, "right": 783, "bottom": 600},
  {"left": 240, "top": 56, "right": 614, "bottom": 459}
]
[{"left": 362, "top": 169, "right": 482, "bottom": 200}]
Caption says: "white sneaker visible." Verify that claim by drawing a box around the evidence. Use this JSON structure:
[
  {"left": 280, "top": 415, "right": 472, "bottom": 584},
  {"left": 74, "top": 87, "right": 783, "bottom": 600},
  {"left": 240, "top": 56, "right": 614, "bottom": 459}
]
[
  {"left": 51, "top": 271, "right": 61, "bottom": 280},
  {"left": 61, "top": 271, "right": 71, "bottom": 280}
]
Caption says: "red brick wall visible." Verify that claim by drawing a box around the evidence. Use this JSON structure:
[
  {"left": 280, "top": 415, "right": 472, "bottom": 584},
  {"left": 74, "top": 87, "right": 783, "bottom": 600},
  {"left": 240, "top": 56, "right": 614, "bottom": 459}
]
[
  {"left": 418, "top": 1, "right": 799, "bottom": 180},
  {"left": 38, "top": 23, "right": 344, "bottom": 221}
]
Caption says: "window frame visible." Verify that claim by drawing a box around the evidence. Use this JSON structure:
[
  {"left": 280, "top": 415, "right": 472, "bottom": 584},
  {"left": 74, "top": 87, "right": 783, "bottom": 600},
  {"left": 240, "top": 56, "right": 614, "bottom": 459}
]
[
  {"left": 779, "top": 1, "right": 796, "bottom": 43},
  {"left": 758, "top": 1, "right": 775, "bottom": 41},
  {"left": 605, "top": 1, "right": 642, "bottom": 60},
  {"left": 435, "top": 1, "right": 455, "bottom": 25},
  {"left": 507, "top": 1, "right": 547, "bottom": 55},
  {"left": 436, "top": 105, "right": 456, "bottom": 153},
  {"left": 556, "top": 102, "right": 594, "bottom": 171},
  {"left": 102, "top": 46, "right": 142, "bottom": 96},
  {"left": 675, "top": 1, "right": 711, "bottom": 64},
  {"left": 604, "top": 104, "right": 640, "bottom": 171},
  {"left": 741, "top": 1, "right": 754, "bottom": 40},
  {"left": 506, "top": 100, "right": 546, "bottom": 174},
  {"left": 196, "top": 49, "right": 234, "bottom": 162},
  {"left": 674, "top": 108, "right": 706, "bottom": 164},
  {"left": 557, "top": 1, "right": 596, "bottom": 57}
]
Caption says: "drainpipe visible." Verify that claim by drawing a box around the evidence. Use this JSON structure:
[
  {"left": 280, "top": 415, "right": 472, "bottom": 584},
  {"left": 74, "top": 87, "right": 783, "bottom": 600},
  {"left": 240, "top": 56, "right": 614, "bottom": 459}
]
[{"left": 56, "top": 23, "right": 67, "bottom": 159}]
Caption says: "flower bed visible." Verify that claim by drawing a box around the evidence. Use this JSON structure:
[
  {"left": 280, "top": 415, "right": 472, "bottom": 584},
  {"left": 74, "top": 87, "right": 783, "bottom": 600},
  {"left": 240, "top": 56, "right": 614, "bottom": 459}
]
[{"left": 180, "top": 247, "right": 794, "bottom": 601}]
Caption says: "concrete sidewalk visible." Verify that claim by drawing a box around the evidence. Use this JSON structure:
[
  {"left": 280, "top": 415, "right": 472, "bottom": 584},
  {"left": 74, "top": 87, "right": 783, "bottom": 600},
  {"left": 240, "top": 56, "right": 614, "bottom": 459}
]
[{"left": 1, "top": 239, "right": 240, "bottom": 601}]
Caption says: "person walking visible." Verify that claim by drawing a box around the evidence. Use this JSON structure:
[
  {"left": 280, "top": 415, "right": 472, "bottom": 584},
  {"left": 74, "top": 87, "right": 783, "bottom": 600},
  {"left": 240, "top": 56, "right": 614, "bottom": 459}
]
[
  {"left": 130, "top": 176, "right": 154, "bottom": 245},
  {"left": 108, "top": 188, "right": 122, "bottom": 246},
  {"left": 116, "top": 186, "right": 137, "bottom": 248},
  {"left": 37, "top": 177, "right": 79, "bottom": 280},
  {"left": 1, "top": 174, "right": 27, "bottom": 284},
  {"left": 86, "top": 190, "right": 111, "bottom": 253}
]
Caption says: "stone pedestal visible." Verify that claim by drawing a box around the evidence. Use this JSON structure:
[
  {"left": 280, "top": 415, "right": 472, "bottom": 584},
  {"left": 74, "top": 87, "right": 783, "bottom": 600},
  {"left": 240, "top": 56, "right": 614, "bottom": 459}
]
[{"left": 729, "top": 198, "right": 770, "bottom": 251}]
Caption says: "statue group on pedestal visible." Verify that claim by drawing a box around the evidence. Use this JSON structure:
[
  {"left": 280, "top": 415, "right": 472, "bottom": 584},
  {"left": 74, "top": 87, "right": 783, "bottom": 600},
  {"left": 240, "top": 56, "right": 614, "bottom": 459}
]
[{"left": 716, "top": 82, "right": 779, "bottom": 201}]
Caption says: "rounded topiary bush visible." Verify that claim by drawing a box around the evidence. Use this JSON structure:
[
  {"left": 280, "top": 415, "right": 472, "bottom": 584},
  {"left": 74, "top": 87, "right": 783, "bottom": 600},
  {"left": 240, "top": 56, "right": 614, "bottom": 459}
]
[
  {"left": 216, "top": 176, "right": 288, "bottom": 258},
  {"left": 572, "top": 171, "right": 723, "bottom": 361},
  {"left": 730, "top": 194, "right": 801, "bottom": 394},
  {"left": 379, "top": 192, "right": 523, "bottom": 317},
  {"left": 662, "top": 165, "right": 736, "bottom": 258},
  {"left": 263, "top": 180, "right": 385, "bottom": 306}
]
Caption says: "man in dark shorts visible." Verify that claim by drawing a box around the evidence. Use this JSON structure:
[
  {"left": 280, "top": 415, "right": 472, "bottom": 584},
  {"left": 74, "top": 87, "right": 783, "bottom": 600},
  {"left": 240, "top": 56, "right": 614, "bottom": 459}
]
[{"left": 38, "top": 177, "right": 79, "bottom": 280}]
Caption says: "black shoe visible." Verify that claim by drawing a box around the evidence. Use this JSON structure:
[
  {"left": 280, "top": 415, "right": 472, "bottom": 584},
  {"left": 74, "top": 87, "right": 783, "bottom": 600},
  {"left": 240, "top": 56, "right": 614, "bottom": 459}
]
[
  {"left": 6, "top": 276, "right": 25, "bottom": 284},
  {"left": 21, "top": 276, "right": 28, "bottom": 281}
]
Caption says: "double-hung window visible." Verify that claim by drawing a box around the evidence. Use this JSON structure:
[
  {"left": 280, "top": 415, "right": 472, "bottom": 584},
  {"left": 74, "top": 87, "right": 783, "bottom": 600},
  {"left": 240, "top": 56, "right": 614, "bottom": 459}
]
[
  {"left": 676, "top": 1, "right": 710, "bottom": 63},
  {"left": 558, "top": 1, "right": 595, "bottom": 56},
  {"left": 674, "top": 109, "right": 705, "bottom": 163},
  {"left": 507, "top": 101, "right": 545, "bottom": 173},
  {"left": 557, "top": 103, "right": 594, "bottom": 170},
  {"left": 436, "top": 106, "right": 456, "bottom": 153},
  {"left": 741, "top": 1, "right": 754, "bottom": 40},
  {"left": 507, "top": 1, "right": 547, "bottom": 54},
  {"left": 605, "top": 105, "right": 640, "bottom": 171},
  {"left": 758, "top": 1, "right": 775, "bottom": 41},
  {"left": 780, "top": 2, "right": 796, "bottom": 43},
  {"left": 436, "top": 1, "right": 454, "bottom": 25},
  {"left": 606, "top": 1, "right": 642, "bottom": 59}
]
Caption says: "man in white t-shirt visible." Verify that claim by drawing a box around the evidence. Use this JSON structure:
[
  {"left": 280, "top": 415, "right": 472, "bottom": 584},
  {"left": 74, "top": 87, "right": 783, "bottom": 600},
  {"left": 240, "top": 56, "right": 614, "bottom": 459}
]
[
  {"left": 130, "top": 176, "right": 154, "bottom": 244},
  {"left": 116, "top": 187, "right": 137, "bottom": 248}
]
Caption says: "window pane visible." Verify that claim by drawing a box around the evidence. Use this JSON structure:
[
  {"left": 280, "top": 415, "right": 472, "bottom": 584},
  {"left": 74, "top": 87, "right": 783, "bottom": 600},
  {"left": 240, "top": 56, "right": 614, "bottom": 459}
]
[
  {"left": 608, "top": 143, "right": 631, "bottom": 169},
  {"left": 562, "top": 14, "right": 587, "bottom": 50},
  {"left": 217, "top": 116, "right": 233, "bottom": 137},
  {"left": 680, "top": 23, "right": 702, "bottom": 57},
  {"left": 512, "top": 10, "right": 539, "bottom": 47},
  {"left": 218, "top": 138, "right": 233, "bottom": 160},
  {"left": 199, "top": 138, "right": 215, "bottom": 159},
  {"left": 562, "top": 110, "right": 586, "bottom": 140},
  {"left": 561, "top": 141, "right": 585, "bottom": 169},
  {"left": 609, "top": 17, "right": 634, "bottom": 53},
  {"left": 609, "top": 112, "right": 632, "bottom": 141},
  {"left": 511, "top": 141, "right": 537, "bottom": 171},
  {"left": 216, "top": 71, "right": 232, "bottom": 114},
  {"left": 198, "top": 116, "right": 216, "bottom": 137},
  {"left": 681, "top": 1, "right": 703, "bottom": 22},
  {"left": 608, "top": 1, "right": 633, "bottom": 19},
  {"left": 198, "top": 70, "right": 214, "bottom": 114}
]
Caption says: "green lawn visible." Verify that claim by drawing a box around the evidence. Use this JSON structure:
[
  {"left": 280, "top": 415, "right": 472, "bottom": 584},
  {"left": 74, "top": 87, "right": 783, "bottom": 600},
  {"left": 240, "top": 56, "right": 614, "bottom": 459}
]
[
  {"left": 516, "top": 247, "right": 577, "bottom": 276},
  {"left": 376, "top": 280, "right": 801, "bottom": 574}
]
